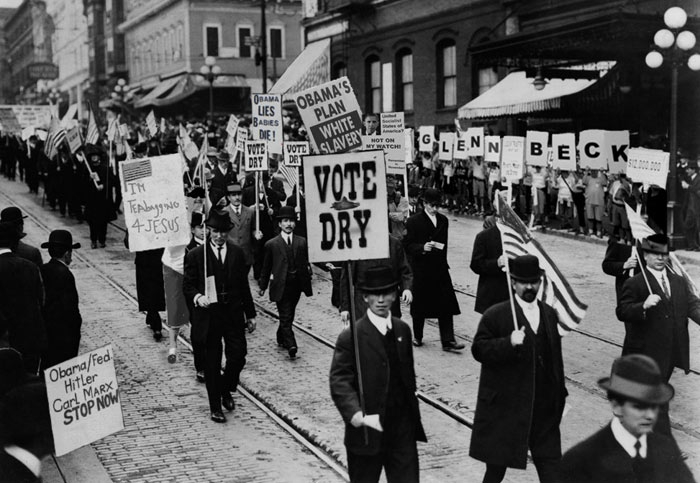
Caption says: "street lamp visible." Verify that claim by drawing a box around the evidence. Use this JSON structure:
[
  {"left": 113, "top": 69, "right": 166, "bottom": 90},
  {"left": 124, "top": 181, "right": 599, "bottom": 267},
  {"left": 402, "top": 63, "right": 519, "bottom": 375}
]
[
  {"left": 111, "top": 78, "right": 132, "bottom": 117},
  {"left": 645, "top": 6, "right": 700, "bottom": 247},
  {"left": 47, "top": 87, "right": 60, "bottom": 105},
  {"left": 199, "top": 56, "right": 222, "bottom": 123}
]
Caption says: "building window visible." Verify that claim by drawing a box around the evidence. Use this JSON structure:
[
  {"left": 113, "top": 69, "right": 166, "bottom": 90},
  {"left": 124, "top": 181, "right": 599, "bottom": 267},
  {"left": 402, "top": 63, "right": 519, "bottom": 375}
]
[
  {"left": 436, "top": 39, "right": 457, "bottom": 108},
  {"left": 268, "top": 26, "right": 284, "bottom": 59},
  {"left": 478, "top": 67, "right": 498, "bottom": 95},
  {"left": 365, "top": 55, "right": 381, "bottom": 114},
  {"left": 395, "top": 49, "right": 413, "bottom": 111},
  {"left": 237, "top": 25, "right": 254, "bottom": 58},
  {"left": 204, "top": 24, "right": 221, "bottom": 57},
  {"left": 333, "top": 62, "right": 347, "bottom": 80}
]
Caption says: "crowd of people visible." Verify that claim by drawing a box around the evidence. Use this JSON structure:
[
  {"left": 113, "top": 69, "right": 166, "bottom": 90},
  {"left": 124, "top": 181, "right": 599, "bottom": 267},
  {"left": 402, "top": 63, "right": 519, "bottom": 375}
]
[{"left": 0, "top": 107, "right": 698, "bottom": 483}]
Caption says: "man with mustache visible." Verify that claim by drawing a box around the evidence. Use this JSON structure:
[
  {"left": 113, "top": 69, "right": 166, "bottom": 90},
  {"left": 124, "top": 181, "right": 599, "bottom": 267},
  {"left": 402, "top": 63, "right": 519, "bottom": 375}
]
[{"left": 470, "top": 255, "right": 567, "bottom": 483}]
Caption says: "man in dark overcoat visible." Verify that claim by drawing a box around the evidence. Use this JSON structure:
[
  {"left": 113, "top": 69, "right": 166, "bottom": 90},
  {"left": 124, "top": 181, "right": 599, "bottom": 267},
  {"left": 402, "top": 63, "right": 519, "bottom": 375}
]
[
  {"left": 83, "top": 144, "right": 117, "bottom": 248},
  {"left": 330, "top": 266, "right": 427, "bottom": 483},
  {"left": 683, "top": 160, "right": 700, "bottom": 250},
  {"left": 470, "top": 215, "right": 509, "bottom": 314},
  {"left": 559, "top": 354, "right": 694, "bottom": 483},
  {"left": 616, "top": 233, "right": 700, "bottom": 438},
  {"left": 0, "top": 206, "right": 43, "bottom": 267},
  {"left": 186, "top": 211, "right": 207, "bottom": 383},
  {"left": 183, "top": 210, "right": 257, "bottom": 423},
  {"left": 471, "top": 255, "right": 567, "bottom": 483},
  {"left": 258, "top": 206, "right": 312, "bottom": 359},
  {"left": 125, "top": 233, "right": 165, "bottom": 341},
  {"left": 39, "top": 230, "right": 82, "bottom": 370},
  {"left": 0, "top": 222, "right": 46, "bottom": 375},
  {"left": 403, "top": 188, "right": 463, "bottom": 351},
  {"left": 209, "top": 151, "right": 237, "bottom": 194}
]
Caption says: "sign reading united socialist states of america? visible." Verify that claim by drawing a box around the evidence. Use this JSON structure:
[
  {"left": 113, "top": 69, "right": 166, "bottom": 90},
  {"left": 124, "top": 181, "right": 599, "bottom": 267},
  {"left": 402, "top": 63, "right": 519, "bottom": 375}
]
[
  {"left": 303, "top": 150, "right": 389, "bottom": 262},
  {"left": 119, "top": 154, "right": 190, "bottom": 251},
  {"left": 293, "top": 77, "right": 363, "bottom": 154},
  {"left": 45, "top": 345, "right": 124, "bottom": 456}
]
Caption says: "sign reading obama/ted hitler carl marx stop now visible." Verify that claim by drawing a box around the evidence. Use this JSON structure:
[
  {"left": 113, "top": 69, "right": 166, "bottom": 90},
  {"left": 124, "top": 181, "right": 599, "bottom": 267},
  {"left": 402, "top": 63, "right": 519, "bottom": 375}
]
[
  {"left": 119, "top": 154, "right": 191, "bottom": 252},
  {"left": 303, "top": 150, "right": 389, "bottom": 263},
  {"left": 293, "top": 77, "right": 363, "bottom": 154},
  {"left": 45, "top": 345, "right": 124, "bottom": 456}
]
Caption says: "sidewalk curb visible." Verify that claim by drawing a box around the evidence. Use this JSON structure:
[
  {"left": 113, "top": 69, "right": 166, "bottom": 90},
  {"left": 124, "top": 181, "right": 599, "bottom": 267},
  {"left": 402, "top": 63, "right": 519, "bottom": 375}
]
[{"left": 48, "top": 445, "right": 113, "bottom": 483}]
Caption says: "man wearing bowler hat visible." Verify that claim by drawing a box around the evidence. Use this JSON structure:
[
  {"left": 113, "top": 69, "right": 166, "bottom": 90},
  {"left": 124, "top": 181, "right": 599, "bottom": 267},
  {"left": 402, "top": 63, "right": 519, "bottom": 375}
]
[
  {"left": 210, "top": 151, "right": 236, "bottom": 194},
  {"left": 559, "top": 354, "right": 694, "bottom": 483},
  {"left": 39, "top": 230, "right": 82, "bottom": 370},
  {"left": 258, "top": 206, "right": 312, "bottom": 359},
  {"left": 0, "top": 206, "right": 42, "bottom": 267},
  {"left": 183, "top": 210, "right": 257, "bottom": 423},
  {"left": 330, "top": 266, "right": 426, "bottom": 483},
  {"left": 617, "top": 233, "right": 700, "bottom": 438},
  {"left": 470, "top": 254, "right": 567, "bottom": 483}
]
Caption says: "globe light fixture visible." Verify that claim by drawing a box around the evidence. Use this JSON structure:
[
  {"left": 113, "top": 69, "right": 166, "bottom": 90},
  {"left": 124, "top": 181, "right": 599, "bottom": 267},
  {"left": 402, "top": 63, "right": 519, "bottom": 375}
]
[
  {"left": 664, "top": 6, "right": 687, "bottom": 29},
  {"left": 654, "top": 29, "right": 675, "bottom": 49},
  {"left": 645, "top": 51, "right": 664, "bottom": 69},
  {"left": 200, "top": 57, "right": 221, "bottom": 122},
  {"left": 676, "top": 31, "right": 697, "bottom": 51},
  {"left": 688, "top": 53, "right": 700, "bottom": 71}
]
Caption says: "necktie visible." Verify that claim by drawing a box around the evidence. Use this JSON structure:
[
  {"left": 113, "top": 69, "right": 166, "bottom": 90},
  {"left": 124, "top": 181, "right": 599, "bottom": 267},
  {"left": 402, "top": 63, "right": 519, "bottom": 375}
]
[
  {"left": 632, "top": 439, "right": 644, "bottom": 479},
  {"left": 286, "top": 236, "right": 291, "bottom": 246},
  {"left": 661, "top": 273, "right": 670, "bottom": 298},
  {"left": 217, "top": 246, "right": 223, "bottom": 264}
]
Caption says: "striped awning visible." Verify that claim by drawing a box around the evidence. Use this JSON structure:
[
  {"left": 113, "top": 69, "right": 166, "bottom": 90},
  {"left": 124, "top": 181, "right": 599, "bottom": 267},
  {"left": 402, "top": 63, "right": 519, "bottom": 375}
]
[
  {"left": 269, "top": 38, "right": 330, "bottom": 101},
  {"left": 134, "top": 76, "right": 182, "bottom": 108}
]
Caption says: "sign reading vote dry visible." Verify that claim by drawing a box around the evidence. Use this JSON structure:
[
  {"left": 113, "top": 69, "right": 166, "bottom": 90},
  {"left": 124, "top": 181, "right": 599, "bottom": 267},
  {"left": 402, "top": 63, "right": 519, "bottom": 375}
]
[
  {"left": 45, "top": 345, "right": 124, "bottom": 456},
  {"left": 303, "top": 150, "right": 389, "bottom": 262},
  {"left": 119, "top": 154, "right": 190, "bottom": 251},
  {"left": 293, "top": 77, "right": 363, "bottom": 154},
  {"left": 245, "top": 140, "right": 268, "bottom": 171},
  {"left": 284, "top": 141, "right": 309, "bottom": 167}
]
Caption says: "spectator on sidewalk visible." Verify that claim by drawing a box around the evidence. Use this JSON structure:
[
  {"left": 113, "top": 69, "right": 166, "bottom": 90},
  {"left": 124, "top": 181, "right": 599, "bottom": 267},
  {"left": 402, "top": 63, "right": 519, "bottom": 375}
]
[
  {"left": 584, "top": 169, "right": 607, "bottom": 238},
  {"left": 682, "top": 160, "right": 700, "bottom": 251},
  {"left": 470, "top": 215, "right": 509, "bottom": 314},
  {"left": 0, "top": 207, "right": 42, "bottom": 267},
  {"left": 556, "top": 170, "right": 575, "bottom": 230},
  {"left": 609, "top": 173, "right": 633, "bottom": 244}
]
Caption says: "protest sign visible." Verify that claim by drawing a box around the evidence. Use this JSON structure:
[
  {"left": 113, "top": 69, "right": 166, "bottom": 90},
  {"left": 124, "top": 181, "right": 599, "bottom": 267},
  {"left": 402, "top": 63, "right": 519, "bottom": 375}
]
[
  {"left": 418, "top": 126, "right": 434, "bottom": 152},
  {"left": 293, "top": 77, "right": 363, "bottom": 154},
  {"left": 245, "top": 140, "right": 268, "bottom": 172},
  {"left": 605, "top": 130, "right": 629, "bottom": 174},
  {"left": 453, "top": 131, "right": 468, "bottom": 160},
  {"left": 552, "top": 133, "right": 577, "bottom": 171},
  {"left": 236, "top": 127, "right": 249, "bottom": 152},
  {"left": 578, "top": 130, "right": 608, "bottom": 170},
  {"left": 66, "top": 126, "right": 82, "bottom": 154},
  {"left": 284, "top": 141, "right": 309, "bottom": 167},
  {"left": 119, "top": 154, "right": 190, "bottom": 251},
  {"left": 45, "top": 345, "right": 124, "bottom": 456},
  {"left": 146, "top": 110, "right": 158, "bottom": 137},
  {"left": 626, "top": 148, "right": 669, "bottom": 187},
  {"left": 404, "top": 128, "right": 415, "bottom": 164},
  {"left": 224, "top": 135, "right": 237, "bottom": 156},
  {"left": 362, "top": 133, "right": 405, "bottom": 176},
  {"left": 226, "top": 114, "right": 240, "bottom": 138},
  {"left": 302, "top": 150, "right": 389, "bottom": 262},
  {"left": 501, "top": 136, "right": 525, "bottom": 183},
  {"left": 439, "top": 132, "right": 455, "bottom": 161},
  {"left": 118, "top": 123, "right": 130, "bottom": 140},
  {"left": 251, "top": 93, "right": 283, "bottom": 154},
  {"left": 3, "top": 104, "right": 52, "bottom": 128},
  {"left": 0, "top": 107, "right": 22, "bottom": 133},
  {"left": 465, "top": 127, "right": 485, "bottom": 156},
  {"left": 526, "top": 130, "right": 549, "bottom": 167},
  {"left": 381, "top": 112, "right": 404, "bottom": 134},
  {"left": 484, "top": 136, "right": 501, "bottom": 163}
]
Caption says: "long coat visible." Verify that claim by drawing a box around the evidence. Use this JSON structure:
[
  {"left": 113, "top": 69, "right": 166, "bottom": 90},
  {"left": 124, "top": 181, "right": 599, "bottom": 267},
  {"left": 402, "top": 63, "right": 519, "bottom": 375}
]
[
  {"left": 83, "top": 162, "right": 117, "bottom": 224},
  {"left": 135, "top": 248, "right": 166, "bottom": 312},
  {"left": 258, "top": 234, "right": 312, "bottom": 302},
  {"left": 469, "top": 225, "right": 509, "bottom": 314},
  {"left": 329, "top": 315, "right": 427, "bottom": 455},
  {"left": 470, "top": 299, "right": 567, "bottom": 469},
  {"left": 559, "top": 424, "right": 694, "bottom": 483},
  {"left": 226, "top": 204, "right": 255, "bottom": 265},
  {"left": 40, "top": 259, "right": 82, "bottom": 368},
  {"left": 403, "top": 211, "right": 460, "bottom": 318},
  {"left": 15, "top": 239, "right": 43, "bottom": 267},
  {"left": 616, "top": 269, "right": 700, "bottom": 377}
]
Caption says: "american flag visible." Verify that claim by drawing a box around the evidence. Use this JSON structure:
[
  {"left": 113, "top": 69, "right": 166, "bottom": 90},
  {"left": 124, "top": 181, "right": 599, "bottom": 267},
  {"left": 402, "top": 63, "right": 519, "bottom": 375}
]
[
  {"left": 497, "top": 193, "right": 588, "bottom": 335},
  {"left": 86, "top": 104, "right": 100, "bottom": 145},
  {"left": 277, "top": 161, "right": 299, "bottom": 196},
  {"left": 44, "top": 116, "right": 66, "bottom": 159}
]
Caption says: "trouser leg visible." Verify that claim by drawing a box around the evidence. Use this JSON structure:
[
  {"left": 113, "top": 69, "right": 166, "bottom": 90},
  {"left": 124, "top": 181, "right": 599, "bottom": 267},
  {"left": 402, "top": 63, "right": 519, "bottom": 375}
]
[
  {"left": 204, "top": 319, "right": 224, "bottom": 412},
  {"left": 482, "top": 464, "right": 507, "bottom": 483},
  {"left": 438, "top": 315, "right": 455, "bottom": 344},
  {"left": 411, "top": 316, "right": 425, "bottom": 342},
  {"left": 276, "top": 284, "right": 301, "bottom": 349},
  {"left": 222, "top": 312, "right": 247, "bottom": 393}
]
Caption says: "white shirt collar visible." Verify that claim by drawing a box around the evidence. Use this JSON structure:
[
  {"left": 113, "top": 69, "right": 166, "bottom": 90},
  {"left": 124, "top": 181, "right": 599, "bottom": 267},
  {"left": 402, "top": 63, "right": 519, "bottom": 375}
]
[
  {"left": 210, "top": 241, "right": 226, "bottom": 257},
  {"left": 3, "top": 445, "right": 42, "bottom": 477},
  {"left": 366, "top": 308, "right": 392, "bottom": 336},
  {"left": 425, "top": 211, "right": 437, "bottom": 227},
  {"left": 611, "top": 417, "right": 647, "bottom": 458},
  {"left": 514, "top": 294, "right": 540, "bottom": 332},
  {"left": 0, "top": 248, "right": 11, "bottom": 255},
  {"left": 193, "top": 236, "right": 204, "bottom": 245},
  {"left": 283, "top": 233, "right": 293, "bottom": 244},
  {"left": 647, "top": 267, "right": 670, "bottom": 294}
]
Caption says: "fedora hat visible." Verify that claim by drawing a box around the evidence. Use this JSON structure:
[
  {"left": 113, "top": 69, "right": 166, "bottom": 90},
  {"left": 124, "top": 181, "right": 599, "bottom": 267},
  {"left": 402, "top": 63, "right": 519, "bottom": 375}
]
[
  {"left": 641, "top": 233, "right": 669, "bottom": 255},
  {"left": 357, "top": 266, "right": 398, "bottom": 294},
  {"left": 226, "top": 183, "right": 242, "bottom": 194},
  {"left": 0, "top": 207, "right": 27, "bottom": 224},
  {"left": 216, "top": 151, "right": 230, "bottom": 163},
  {"left": 509, "top": 255, "right": 544, "bottom": 283},
  {"left": 205, "top": 210, "right": 234, "bottom": 232},
  {"left": 276, "top": 206, "right": 297, "bottom": 221},
  {"left": 206, "top": 146, "right": 219, "bottom": 158},
  {"left": 423, "top": 188, "right": 442, "bottom": 206},
  {"left": 41, "top": 229, "right": 80, "bottom": 249},
  {"left": 0, "top": 221, "right": 19, "bottom": 247},
  {"left": 598, "top": 354, "right": 674, "bottom": 405}
]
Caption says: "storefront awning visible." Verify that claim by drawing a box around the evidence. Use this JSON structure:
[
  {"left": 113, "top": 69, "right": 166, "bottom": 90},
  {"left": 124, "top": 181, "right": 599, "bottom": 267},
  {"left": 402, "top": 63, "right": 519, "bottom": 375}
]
[
  {"left": 457, "top": 71, "right": 599, "bottom": 119},
  {"left": 134, "top": 76, "right": 182, "bottom": 108},
  {"left": 136, "top": 73, "right": 249, "bottom": 108},
  {"left": 270, "top": 38, "right": 330, "bottom": 101}
]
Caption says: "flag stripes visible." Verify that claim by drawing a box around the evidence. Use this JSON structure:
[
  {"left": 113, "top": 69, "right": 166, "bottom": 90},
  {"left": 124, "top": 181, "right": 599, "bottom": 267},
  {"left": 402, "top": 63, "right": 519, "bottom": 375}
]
[
  {"left": 44, "top": 116, "right": 66, "bottom": 159},
  {"left": 86, "top": 106, "right": 100, "bottom": 145},
  {"left": 122, "top": 159, "right": 153, "bottom": 183}
]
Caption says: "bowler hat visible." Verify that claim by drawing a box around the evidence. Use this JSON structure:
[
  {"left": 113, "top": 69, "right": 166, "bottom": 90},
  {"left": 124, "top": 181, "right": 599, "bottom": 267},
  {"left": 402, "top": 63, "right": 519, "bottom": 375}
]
[
  {"left": 641, "top": 233, "right": 669, "bottom": 255},
  {"left": 0, "top": 207, "right": 27, "bottom": 224},
  {"left": 0, "top": 221, "right": 19, "bottom": 247},
  {"left": 217, "top": 151, "right": 230, "bottom": 163},
  {"left": 191, "top": 211, "right": 204, "bottom": 227},
  {"left": 423, "top": 188, "right": 442, "bottom": 206},
  {"left": 41, "top": 229, "right": 80, "bottom": 249},
  {"left": 205, "top": 210, "right": 234, "bottom": 232},
  {"left": 509, "top": 255, "right": 544, "bottom": 283},
  {"left": 276, "top": 206, "right": 297, "bottom": 221},
  {"left": 206, "top": 146, "right": 219, "bottom": 157},
  {"left": 598, "top": 354, "right": 674, "bottom": 405},
  {"left": 356, "top": 266, "right": 398, "bottom": 294},
  {"left": 227, "top": 183, "right": 242, "bottom": 194}
]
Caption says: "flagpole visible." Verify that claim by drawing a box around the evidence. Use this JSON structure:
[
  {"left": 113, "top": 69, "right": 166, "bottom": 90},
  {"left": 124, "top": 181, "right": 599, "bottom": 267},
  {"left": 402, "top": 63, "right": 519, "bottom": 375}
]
[
  {"left": 500, "top": 230, "right": 520, "bottom": 332},
  {"left": 255, "top": 171, "right": 260, "bottom": 234},
  {"left": 633, "top": 245, "right": 653, "bottom": 295},
  {"left": 346, "top": 261, "right": 368, "bottom": 444},
  {"left": 295, "top": 166, "right": 301, "bottom": 220}
]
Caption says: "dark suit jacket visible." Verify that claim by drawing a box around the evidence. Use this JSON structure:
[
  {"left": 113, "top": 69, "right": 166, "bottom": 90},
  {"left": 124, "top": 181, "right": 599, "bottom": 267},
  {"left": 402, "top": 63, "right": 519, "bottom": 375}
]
[
  {"left": 0, "top": 252, "right": 46, "bottom": 357},
  {"left": 329, "top": 315, "right": 427, "bottom": 455},
  {"left": 616, "top": 268, "right": 700, "bottom": 376},
  {"left": 209, "top": 165, "right": 237, "bottom": 193},
  {"left": 14, "top": 240, "right": 42, "bottom": 267},
  {"left": 602, "top": 240, "right": 639, "bottom": 306},
  {"left": 258, "top": 234, "right": 312, "bottom": 302},
  {"left": 226, "top": 204, "right": 255, "bottom": 265},
  {"left": 0, "top": 450, "right": 40, "bottom": 483},
  {"left": 40, "top": 259, "right": 82, "bottom": 368},
  {"left": 183, "top": 242, "right": 256, "bottom": 339},
  {"left": 470, "top": 299, "right": 567, "bottom": 469},
  {"left": 559, "top": 424, "right": 695, "bottom": 483},
  {"left": 470, "top": 225, "right": 509, "bottom": 314}
]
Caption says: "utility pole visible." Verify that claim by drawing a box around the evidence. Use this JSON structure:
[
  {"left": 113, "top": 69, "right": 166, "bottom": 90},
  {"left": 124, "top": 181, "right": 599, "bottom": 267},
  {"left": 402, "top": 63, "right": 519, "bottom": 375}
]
[{"left": 261, "top": 0, "right": 267, "bottom": 93}]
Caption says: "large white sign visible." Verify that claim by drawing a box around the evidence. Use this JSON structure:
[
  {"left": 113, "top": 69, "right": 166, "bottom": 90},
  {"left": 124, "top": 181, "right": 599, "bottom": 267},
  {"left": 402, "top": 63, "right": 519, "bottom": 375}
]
[
  {"left": 302, "top": 150, "right": 389, "bottom": 262},
  {"left": 283, "top": 141, "right": 309, "bottom": 167},
  {"left": 362, "top": 134, "right": 405, "bottom": 176},
  {"left": 0, "top": 104, "right": 52, "bottom": 128},
  {"left": 525, "top": 130, "right": 549, "bottom": 167},
  {"left": 119, "top": 154, "right": 191, "bottom": 251},
  {"left": 501, "top": 136, "right": 525, "bottom": 182},
  {"left": 484, "top": 136, "right": 501, "bottom": 163},
  {"left": 626, "top": 148, "right": 669, "bottom": 187},
  {"left": 251, "top": 93, "right": 283, "bottom": 154},
  {"left": 380, "top": 112, "right": 404, "bottom": 134},
  {"left": 577, "top": 130, "right": 608, "bottom": 170},
  {"left": 418, "top": 126, "right": 434, "bottom": 152},
  {"left": 45, "top": 345, "right": 124, "bottom": 456},
  {"left": 439, "top": 132, "right": 455, "bottom": 161},
  {"left": 244, "top": 140, "right": 269, "bottom": 172},
  {"left": 552, "top": 133, "right": 577, "bottom": 171},
  {"left": 465, "top": 127, "right": 485, "bottom": 157},
  {"left": 605, "top": 130, "right": 630, "bottom": 174}
]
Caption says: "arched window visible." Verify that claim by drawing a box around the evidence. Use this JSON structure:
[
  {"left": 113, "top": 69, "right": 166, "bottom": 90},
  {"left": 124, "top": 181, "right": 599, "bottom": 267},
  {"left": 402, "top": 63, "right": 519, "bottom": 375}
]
[
  {"left": 332, "top": 62, "right": 347, "bottom": 80},
  {"left": 365, "top": 55, "right": 381, "bottom": 114},
  {"left": 395, "top": 48, "right": 413, "bottom": 111},
  {"left": 436, "top": 39, "right": 457, "bottom": 108}
]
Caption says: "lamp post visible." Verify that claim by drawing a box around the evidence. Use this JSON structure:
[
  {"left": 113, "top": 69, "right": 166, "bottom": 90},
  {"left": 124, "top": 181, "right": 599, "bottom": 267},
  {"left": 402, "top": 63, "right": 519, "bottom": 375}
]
[
  {"left": 199, "top": 56, "right": 222, "bottom": 123},
  {"left": 47, "top": 87, "right": 60, "bottom": 105},
  {"left": 645, "top": 6, "right": 700, "bottom": 247},
  {"left": 111, "top": 78, "right": 131, "bottom": 118}
]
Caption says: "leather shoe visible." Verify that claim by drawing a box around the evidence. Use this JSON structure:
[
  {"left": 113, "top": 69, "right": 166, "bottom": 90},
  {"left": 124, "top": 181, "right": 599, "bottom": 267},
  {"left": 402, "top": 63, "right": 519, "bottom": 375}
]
[
  {"left": 412, "top": 339, "right": 423, "bottom": 347},
  {"left": 153, "top": 330, "right": 163, "bottom": 342},
  {"left": 442, "top": 341, "right": 465, "bottom": 352},
  {"left": 288, "top": 346, "right": 298, "bottom": 359},
  {"left": 210, "top": 411, "right": 226, "bottom": 423},
  {"left": 222, "top": 393, "right": 235, "bottom": 411},
  {"left": 196, "top": 371, "right": 206, "bottom": 383}
]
